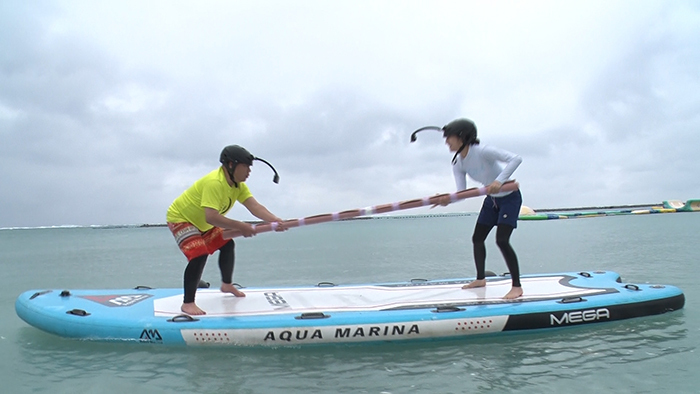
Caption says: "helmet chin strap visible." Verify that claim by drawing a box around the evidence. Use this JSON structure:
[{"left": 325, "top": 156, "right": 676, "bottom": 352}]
[
  {"left": 225, "top": 163, "right": 239, "bottom": 188},
  {"left": 452, "top": 143, "right": 467, "bottom": 165}
]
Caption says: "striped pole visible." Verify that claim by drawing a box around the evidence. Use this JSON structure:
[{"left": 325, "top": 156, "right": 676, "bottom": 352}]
[{"left": 224, "top": 181, "right": 519, "bottom": 239}]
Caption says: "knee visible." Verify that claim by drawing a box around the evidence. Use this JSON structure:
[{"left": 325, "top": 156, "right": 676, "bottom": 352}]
[
  {"left": 188, "top": 254, "right": 208, "bottom": 265},
  {"left": 472, "top": 233, "right": 486, "bottom": 245},
  {"left": 189, "top": 254, "right": 209, "bottom": 264},
  {"left": 186, "top": 255, "right": 208, "bottom": 273},
  {"left": 495, "top": 235, "right": 511, "bottom": 249},
  {"left": 220, "top": 240, "right": 235, "bottom": 253}
]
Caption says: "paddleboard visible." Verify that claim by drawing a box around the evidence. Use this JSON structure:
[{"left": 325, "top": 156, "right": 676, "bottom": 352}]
[{"left": 15, "top": 271, "right": 684, "bottom": 346}]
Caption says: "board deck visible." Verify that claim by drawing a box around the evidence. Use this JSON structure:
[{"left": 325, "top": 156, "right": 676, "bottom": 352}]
[{"left": 153, "top": 275, "right": 610, "bottom": 318}]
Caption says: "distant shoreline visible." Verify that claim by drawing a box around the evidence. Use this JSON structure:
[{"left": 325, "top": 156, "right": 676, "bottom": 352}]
[
  {"left": 0, "top": 203, "right": 668, "bottom": 230},
  {"left": 529, "top": 203, "right": 657, "bottom": 213}
]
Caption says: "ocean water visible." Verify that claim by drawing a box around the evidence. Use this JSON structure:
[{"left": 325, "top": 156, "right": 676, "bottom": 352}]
[{"left": 1, "top": 213, "right": 698, "bottom": 394}]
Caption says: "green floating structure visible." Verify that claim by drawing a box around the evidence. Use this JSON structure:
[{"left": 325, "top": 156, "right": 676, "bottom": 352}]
[
  {"left": 662, "top": 199, "right": 700, "bottom": 212},
  {"left": 518, "top": 200, "right": 700, "bottom": 221}
]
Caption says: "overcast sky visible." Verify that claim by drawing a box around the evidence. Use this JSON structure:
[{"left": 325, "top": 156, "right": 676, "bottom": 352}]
[{"left": 1, "top": 0, "right": 699, "bottom": 228}]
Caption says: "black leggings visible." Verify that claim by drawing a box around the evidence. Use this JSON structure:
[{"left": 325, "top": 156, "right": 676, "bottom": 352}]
[
  {"left": 183, "top": 240, "right": 235, "bottom": 303},
  {"left": 472, "top": 223, "right": 521, "bottom": 287}
]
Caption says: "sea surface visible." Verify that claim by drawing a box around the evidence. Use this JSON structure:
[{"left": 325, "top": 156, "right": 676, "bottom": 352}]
[{"left": 1, "top": 213, "right": 698, "bottom": 393}]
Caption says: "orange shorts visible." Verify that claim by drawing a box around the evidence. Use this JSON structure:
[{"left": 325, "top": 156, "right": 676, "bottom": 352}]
[{"left": 167, "top": 222, "right": 229, "bottom": 261}]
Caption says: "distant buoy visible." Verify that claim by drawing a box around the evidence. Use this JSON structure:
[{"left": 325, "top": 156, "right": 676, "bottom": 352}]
[{"left": 520, "top": 205, "right": 536, "bottom": 216}]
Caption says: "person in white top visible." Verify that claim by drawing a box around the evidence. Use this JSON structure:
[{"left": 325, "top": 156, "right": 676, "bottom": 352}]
[{"left": 411, "top": 118, "right": 524, "bottom": 299}]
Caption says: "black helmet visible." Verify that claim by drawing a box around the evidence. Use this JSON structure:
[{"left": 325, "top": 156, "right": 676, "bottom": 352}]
[
  {"left": 219, "top": 145, "right": 280, "bottom": 185},
  {"left": 410, "top": 118, "right": 480, "bottom": 164},
  {"left": 442, "top": 118, "right": 478, "bottom": 145},
  {"left": 220, "top": 145, "right": 255, "bottom": 167}
]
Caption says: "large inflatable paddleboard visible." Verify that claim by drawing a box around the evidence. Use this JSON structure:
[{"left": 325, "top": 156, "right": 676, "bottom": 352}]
[{"left": 15, "top": 271, "right": 684, "bottom": 346}]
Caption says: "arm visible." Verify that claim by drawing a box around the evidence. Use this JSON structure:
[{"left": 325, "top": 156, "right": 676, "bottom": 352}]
[
  {"left": 483, "top": 145, "right": 522, "bottom": 194},
  {"left": 453, "top": 164, "right": 467, "bottom": 192},
  {"left": 242, "top": 197, "right": 286, "bottom": 230},
  {"left": 489, "top": 146, "right": 522, "bottom": 184},
  {"left": 204, "top": 207, "right": 256, "bottom": 237}
]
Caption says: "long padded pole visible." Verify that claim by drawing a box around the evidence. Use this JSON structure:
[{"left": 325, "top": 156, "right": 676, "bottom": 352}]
[{"left": 224, "top": 181, "right": 519, "bottom": 239}]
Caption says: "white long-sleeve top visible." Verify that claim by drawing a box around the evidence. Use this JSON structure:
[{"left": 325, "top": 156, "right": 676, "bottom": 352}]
[{"left": 452, "top": 144, "right": 522, "bottom": 197}]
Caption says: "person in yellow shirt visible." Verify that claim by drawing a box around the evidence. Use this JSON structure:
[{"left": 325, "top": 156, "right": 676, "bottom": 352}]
[{"left": 167, "top": 145, "right": 286, "bottom": 315}]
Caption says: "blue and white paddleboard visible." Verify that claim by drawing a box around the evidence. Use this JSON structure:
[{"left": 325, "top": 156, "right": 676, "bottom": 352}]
[{"left": 15, "top": 271, "right": 684, "bottom": 346}]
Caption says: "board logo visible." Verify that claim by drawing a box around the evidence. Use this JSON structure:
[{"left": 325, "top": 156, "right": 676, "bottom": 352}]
[
  {"left": 140, "top": 329, "right": 163, "bottom": 343},
  {"left": 264, "top": 292, "right": 290, "bottom": 309},
  {"left": 80, "top": 294, "right": 153, "bottom": 307},
  {"left": 550, "top": 308, "right": 610, "bottom": 326},
  {"left": 263, "top": 324, "right": 421, "bottom": 343}
]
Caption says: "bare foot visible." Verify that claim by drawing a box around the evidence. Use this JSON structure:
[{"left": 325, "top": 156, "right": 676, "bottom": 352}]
[
  {"left": 503, "top": 286, "right": 523, "bottom": 300},
  {"left": 462, "top": 279, "right": 486, "bottom": 289},
  {"left": 221, "top": 283, "right": 246, "bottom": 297},
  {"left": 181, "top": 302, "right": 206, "bottom": 315}
]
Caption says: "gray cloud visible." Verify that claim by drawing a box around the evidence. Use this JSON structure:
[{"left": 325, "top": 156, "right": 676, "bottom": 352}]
[{"left": 1, "top": 1, "right": 699, "bottom": 227}]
